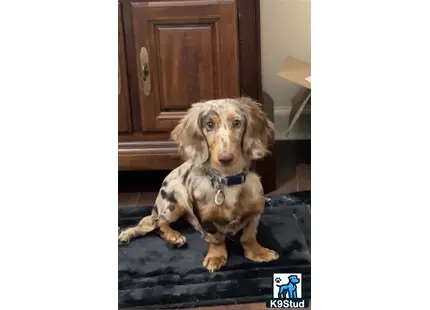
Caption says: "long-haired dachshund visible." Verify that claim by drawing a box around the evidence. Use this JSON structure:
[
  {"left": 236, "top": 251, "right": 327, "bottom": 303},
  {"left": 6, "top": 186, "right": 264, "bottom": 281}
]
[{"left": 118, "top": 97, "right": 279, "bottom": 272}]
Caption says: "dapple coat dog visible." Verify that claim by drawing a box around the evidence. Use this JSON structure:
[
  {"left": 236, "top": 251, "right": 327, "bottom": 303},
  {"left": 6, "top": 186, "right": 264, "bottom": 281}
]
[{"left": 118, "top": 97, "right": 279, "bottom": 272}]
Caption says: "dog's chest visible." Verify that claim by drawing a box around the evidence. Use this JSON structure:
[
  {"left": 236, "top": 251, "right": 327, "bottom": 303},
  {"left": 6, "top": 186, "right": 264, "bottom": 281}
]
[
  {"left": 204, "top": 187, "right": 247, "bottom": 233},
  {"left": 195, "top": 181, "right": 241, "bottom": 212},
  {"left": 219, "top": 186, "right": 241, "bottom": 208}
]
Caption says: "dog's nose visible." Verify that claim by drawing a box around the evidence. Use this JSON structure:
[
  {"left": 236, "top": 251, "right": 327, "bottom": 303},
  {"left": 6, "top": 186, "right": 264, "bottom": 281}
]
[{"left": 219, "top": 155, "right": 234, "bottom": 166}]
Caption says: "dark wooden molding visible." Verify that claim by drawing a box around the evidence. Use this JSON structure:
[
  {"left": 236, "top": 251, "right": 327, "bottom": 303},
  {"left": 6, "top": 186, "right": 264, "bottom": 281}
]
[
  {"left": 236, "top": 0, "right": 276, "bottom": 193},
  {"left": 236, "top": 0, "right": 262, "bottom": 102},
  {"left": 120, "top": 1, "right": 143, "bottom": 133},
  {"left": 119, "top": 141, "right": 183, "bottom": 170}
]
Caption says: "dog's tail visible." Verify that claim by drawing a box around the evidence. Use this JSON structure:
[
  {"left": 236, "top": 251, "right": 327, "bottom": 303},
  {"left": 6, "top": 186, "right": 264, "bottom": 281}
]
[
  {"left": 276, "top": 284, "right": 283, "bottom": 287},
  {"left": 118, "top": 215, "right": 156, "bottom": 244}
]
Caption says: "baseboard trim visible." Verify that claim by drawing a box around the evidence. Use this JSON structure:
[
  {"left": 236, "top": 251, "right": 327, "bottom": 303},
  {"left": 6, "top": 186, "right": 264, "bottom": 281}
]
[
  {"left": 274, "top": 105, "right": 311, "bottom": 141},
  {"left": 274, "top": 104, "right": 311, "bottom": 116}
]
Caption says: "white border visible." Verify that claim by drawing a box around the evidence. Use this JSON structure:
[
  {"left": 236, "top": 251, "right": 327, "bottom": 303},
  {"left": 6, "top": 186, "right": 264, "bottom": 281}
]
[
  {"left": 1, "top": 1, "right": 430, "bottom": 310},
  {"left": 313, "top": 1, "right": 430, "bottom": 309},
  {"left": 0, "top": 1, "right": 117, "bottom": 310}
]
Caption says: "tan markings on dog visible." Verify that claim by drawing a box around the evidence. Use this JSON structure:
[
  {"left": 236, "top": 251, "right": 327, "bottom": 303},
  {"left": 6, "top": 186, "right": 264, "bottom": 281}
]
[
  {"left": 210, "top": 135, "right": 222, "bottom": 155},
  {"left": 203, "top": 242, "right": 228, "bottom": 272},
  {"left": 158, "top": 222, "right": 186, "bottom": 248},
  {"left": 239, "top": 188, "right": 266, "bottom": 218},
  {"left": 240, "top": 215, "right": 279, "bottom": 262},
  {"left": 199, "top": 203, "right": 236, "bottom": 224},
  {"left": 199, "top": 203, "right": 243, "bottom": 237},
  {"left": 198, "top": 194, "right": 264, "bottom": 237},
  {"left": 227, "top": 111, "right": 237, "bottom": 121},
  {"left": 204, "top": 231, "right": 225, "bottom": 245},
  {"left": 210, "top": 115, "right": 220, "bottom": 125}
]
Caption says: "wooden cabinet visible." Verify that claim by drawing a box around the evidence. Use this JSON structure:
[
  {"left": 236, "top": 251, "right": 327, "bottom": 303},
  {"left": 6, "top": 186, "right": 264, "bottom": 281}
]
[
  {"left": 118, "top": 3, "right": 132, "bottom": 134},
  {"left": 118, "top": 0, "right": 276, "bottom": 193},
  {"left": 129, "top": 0, "right": 239, "bottom": 132}
]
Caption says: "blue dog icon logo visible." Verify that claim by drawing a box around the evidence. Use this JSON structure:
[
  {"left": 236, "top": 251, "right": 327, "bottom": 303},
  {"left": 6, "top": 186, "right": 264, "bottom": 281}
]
[
  {"left": 268, "top": 273, "right": 308, "bottom": 308},
  {"left": 275, "top": 275, "right": 301, "bottom": 299}
]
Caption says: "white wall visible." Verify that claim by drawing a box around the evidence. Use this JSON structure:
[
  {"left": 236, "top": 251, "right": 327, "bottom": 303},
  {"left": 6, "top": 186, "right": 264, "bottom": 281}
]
[
  {"left": 260, "top": 0, "right": 311, "bottom": 139},
  {"left": 260, "top": 0, "right": 311, "bottom": 108}
]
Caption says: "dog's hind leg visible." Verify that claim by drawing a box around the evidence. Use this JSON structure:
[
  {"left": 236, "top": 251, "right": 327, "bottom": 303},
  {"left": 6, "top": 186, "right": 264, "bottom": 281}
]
[
  {"left": 157, "top": 203, "right": 187, "bottom": 248},
  {"left": 118, "top": 215, "right": 156, "bottom": 244}
]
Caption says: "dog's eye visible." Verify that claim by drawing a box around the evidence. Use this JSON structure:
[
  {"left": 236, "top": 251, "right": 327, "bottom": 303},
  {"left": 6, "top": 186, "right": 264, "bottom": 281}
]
[
  {"left": 206, "top": 121, "right": 214, "bottom": 130},
  {"left": 232, "top": 120, "right": 241, "bottom": 128}
]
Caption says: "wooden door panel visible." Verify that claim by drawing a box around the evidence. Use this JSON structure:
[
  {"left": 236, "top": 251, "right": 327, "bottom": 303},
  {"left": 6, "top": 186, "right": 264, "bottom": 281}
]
[
  {"left": 157, "top": 24, "right": 219, "bottom": 109},
  {"left": 118, "top": 3, "right": 132, "bottom": 133},
  {"left": 128, "top": 0, "right": 239, "bottom": 132}
]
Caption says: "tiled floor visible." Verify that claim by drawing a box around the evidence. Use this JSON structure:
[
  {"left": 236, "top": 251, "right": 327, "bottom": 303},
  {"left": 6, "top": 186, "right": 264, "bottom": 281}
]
[{"left": 118, "top": 140, "right": 311, "bottom": 310}]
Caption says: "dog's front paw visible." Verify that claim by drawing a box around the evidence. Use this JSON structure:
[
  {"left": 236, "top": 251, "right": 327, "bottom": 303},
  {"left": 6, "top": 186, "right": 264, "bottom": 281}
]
[
  {"left": 244, "top": 246, "right": 279, "bottom": 262},
  {"left": 118, "top": 230, "right": 131, "bottom": 244},
  {"left": 203, "top": 254, "right": 227, "bottom": 272}
]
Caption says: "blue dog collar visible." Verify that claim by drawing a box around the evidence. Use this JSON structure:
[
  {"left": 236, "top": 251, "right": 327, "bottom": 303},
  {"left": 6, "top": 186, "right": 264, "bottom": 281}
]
[
  {"left": 207, "top": 170, "right": 248, "bottom": 205},
  {"left": 208, "top": 171, "right": 248, "bottom": 187},
  {"left": 224, "top": 172, "right": 247, "bottom": 186}
]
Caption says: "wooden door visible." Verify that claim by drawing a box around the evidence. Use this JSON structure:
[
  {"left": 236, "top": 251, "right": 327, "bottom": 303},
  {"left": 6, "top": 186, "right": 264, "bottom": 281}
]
[
  {"left": 118, "top": 3, "right": 132, "bottom": 133},
  {"left": 124, "top": 0, "right": 239, "bottom": 133}
]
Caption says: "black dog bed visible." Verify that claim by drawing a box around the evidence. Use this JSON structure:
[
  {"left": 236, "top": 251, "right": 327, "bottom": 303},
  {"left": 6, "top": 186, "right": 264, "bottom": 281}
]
[{"left": 118, "top": 191, "right": 311, "bottom": 309}]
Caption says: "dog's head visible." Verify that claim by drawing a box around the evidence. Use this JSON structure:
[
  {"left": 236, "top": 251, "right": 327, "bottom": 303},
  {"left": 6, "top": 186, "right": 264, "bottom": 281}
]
[
  {"left": 288, "top": 275, "right": 300, "bottom": 284},
  {"left": 171, "top": 98, "right": 275, "bottom": 173}
]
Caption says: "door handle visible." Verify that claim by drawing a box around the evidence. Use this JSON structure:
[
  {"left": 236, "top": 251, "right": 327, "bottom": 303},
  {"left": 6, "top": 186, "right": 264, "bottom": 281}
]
[{"left": 140, "top": 47, "right": 151, "bottom": 96}]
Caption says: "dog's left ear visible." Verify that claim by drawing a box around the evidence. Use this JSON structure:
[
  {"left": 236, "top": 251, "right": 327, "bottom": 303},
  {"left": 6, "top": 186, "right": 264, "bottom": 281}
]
[{"left": 238, "top": 97, "right": 275, "bottom": 160}]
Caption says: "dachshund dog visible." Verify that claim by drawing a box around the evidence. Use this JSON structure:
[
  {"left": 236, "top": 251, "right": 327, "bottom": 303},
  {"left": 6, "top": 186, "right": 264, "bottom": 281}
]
[{"left": 118, "top": 97, "right": 279, "bottom": 272}]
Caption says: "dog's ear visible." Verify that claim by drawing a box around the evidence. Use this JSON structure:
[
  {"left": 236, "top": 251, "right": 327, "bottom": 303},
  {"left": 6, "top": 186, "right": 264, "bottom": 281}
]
[
  {"left": 238, "top": 97, "right": 275, "bottom": 160},
  {"left": 171, "top": 102, "right": 209, "bottom": 164}
]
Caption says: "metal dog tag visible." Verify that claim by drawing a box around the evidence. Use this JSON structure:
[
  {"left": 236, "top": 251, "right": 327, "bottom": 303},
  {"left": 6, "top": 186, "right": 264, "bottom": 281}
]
[{"left": 215, "top": 189, "right": 225, "bottom": 205}]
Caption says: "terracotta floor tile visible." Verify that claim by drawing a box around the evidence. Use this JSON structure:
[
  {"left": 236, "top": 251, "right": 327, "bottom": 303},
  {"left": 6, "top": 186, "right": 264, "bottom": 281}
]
[
  {"left": 296, "top": 163, "right": 311, "bottom": 191},
  {"left": 195, "top": 302, "right": 267, "bottom": 310},
  {"left": 185, "top": 300, "right": 310, "bottom": 310},
  {"left": 136, "top": 191, "right": 157, "bottom": 206},
  {"left": 198, "top": 304, "right": 245, "bottom": 310},
  {"left": 270, "top": 141, "right": 300, "bottom": 195},
  {"left": 247, "top": 302, "right": 267, "bottom": 310},
  {"left": 118, "top": 192, "right": 140, "bottom": 208}
]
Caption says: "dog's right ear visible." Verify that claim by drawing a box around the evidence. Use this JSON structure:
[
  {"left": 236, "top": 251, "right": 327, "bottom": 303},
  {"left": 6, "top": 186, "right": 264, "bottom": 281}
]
[
  {"left": 171, "top": 102, "right": 209, "bottom": 164},
  {"left": 237, "top": 97, "right": 275, "bottom": 160}
]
